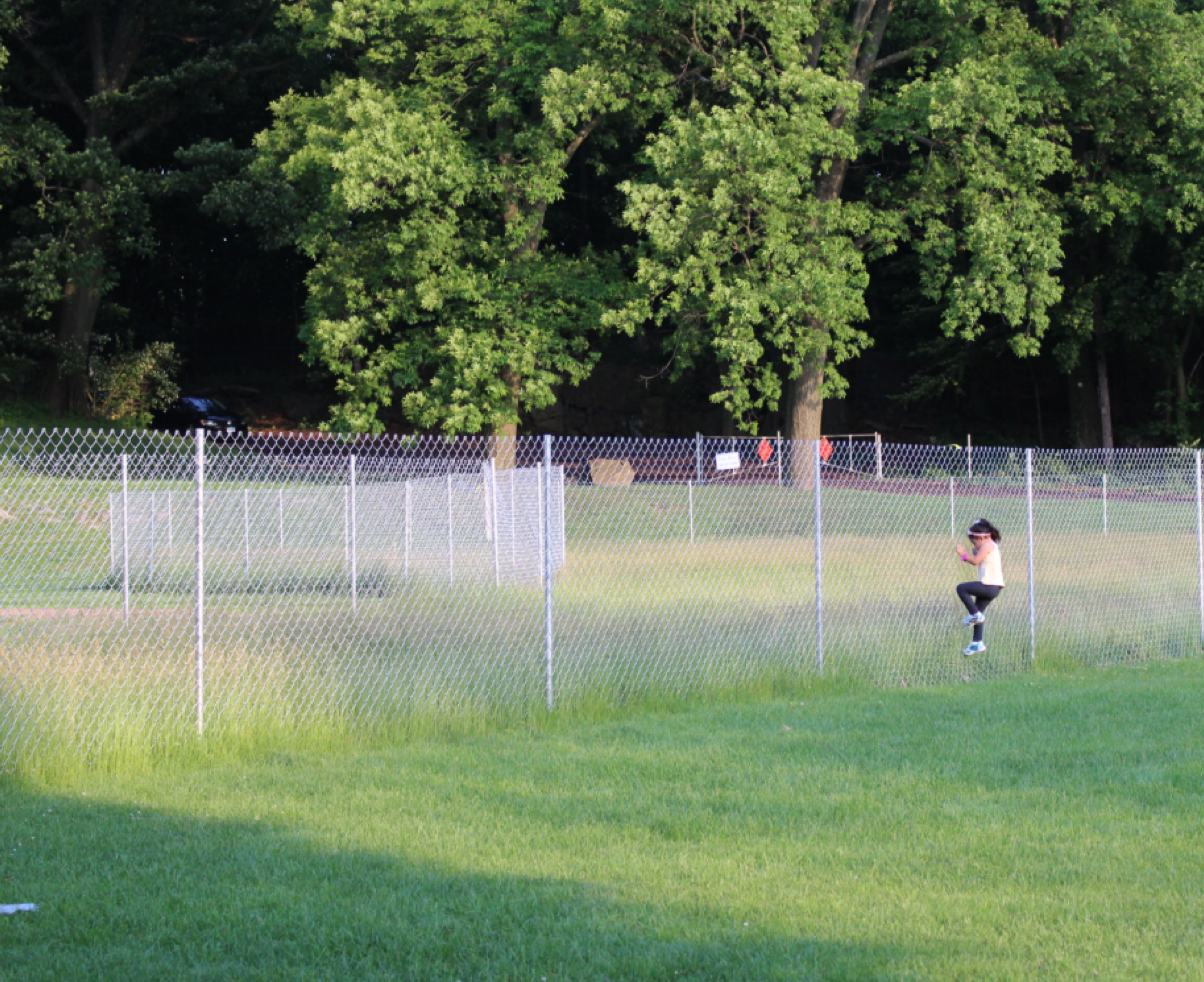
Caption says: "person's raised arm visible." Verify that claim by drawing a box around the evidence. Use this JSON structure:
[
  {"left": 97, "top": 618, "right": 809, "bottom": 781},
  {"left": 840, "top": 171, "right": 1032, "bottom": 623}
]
[{"left": 956, "top": 541, "right": 991, "bottom": 566}]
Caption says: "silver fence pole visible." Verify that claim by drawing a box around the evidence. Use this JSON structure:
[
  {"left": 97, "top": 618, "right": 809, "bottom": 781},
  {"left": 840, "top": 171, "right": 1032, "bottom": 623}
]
[
  {"left": 776, "top": 431, "right": 783, "bottom": 487},
  {"left": 121, "top": 453, "right": 130, "bottom": 624},
  {"left": 243, "top": 488, "right": 251, "bottom": 589},
  {"left": 875, "top": 432, "right": 883, "bottom": 481},
  {"left": 404, "top": 478, "right": 411, "bottom": 579},
  {"left": 814, "top": 439, "right": 824, "bottom": 673},
  {"left": 695, "top": 432, "right": 703, "bottom": 484},
  {"left": 1196, "top": 451, "right": 1203, "bottom": 646},
  {"left": 490, "top": 458, "right": 500, "bottom": 586},
  {"left": 1026, "top": 447, "right": 1036, "bottom": 664},
  {"left": 1102, "top": 473, "right": 1108, "bottom": 535},
  {"left": 447, "top": 470, "right": 454, "bottom": 585},
  {"left": 484, "top": 460, "right": 494, "bottom": 543},
  {"left": 350, "top": 455, "right": 358, "bottom": 612},
  {"left": 537, "top": 463, "right": 545, "bottom": 584},
  {"left": 688, "top": 480, "right": 695, "bottom": 543},
  {"left": 509, "top": 469, "right": 516, "bottom": 567},
  {"left": 543, "top": 434, "right": 555, "bottom": 710},
  {"left": 967, "top": 434, "right": 973, "bottom": 480},
  {"left": 195, "top": 429, "right": 206, "bottom": 737},
  {"left": 149, "top": 491, "right": 156, "bottom": 587}
]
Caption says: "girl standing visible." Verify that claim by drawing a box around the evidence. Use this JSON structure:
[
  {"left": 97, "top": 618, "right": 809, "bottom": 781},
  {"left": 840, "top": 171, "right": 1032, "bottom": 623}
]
[{"left": 955, "top": 519, "right": 1004, "bottom": 656}]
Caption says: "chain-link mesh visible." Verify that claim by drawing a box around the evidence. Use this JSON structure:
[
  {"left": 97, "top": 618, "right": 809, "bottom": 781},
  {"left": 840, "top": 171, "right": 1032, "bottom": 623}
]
[{"left": 1, "top": 429, "right": 1200, "bottom": 768}]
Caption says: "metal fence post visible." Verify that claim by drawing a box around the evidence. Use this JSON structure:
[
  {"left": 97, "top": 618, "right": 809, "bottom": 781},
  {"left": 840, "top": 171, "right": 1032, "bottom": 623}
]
[
  {"left": 695, "top": 432, "right": 703, "bottom": 484},
  {"left": 148, "top": 490, "right": 156, "bottom": 588},
  {"left": 814, "top": 439, "right": 824, "bottom": 674},
  {"left": 537, "top": 463, "right": 545, "bottom": 584},
  {"left": 404, "top": 478, "right": 411, "bottom": 579},
  {"left": 242, "top": 488, "right": 251, "bottom": 589},
  {"left": 1026, "top": 447, "right": 1036, "bottom": 664},
  {"left": 121, "top": 453, "right": 129, "bottom": 623},
  {"left": 1196, "top": 451, "right": 1203, "bottom": 646},
  {"left": 490, "top": 458, "right": 500, "bottom": 586},
  {"left": 776, "top": 432, "right": 783, "bottom": 487},
  {"left": 350, "top": 455, "right": 357, "bottom": 612},
  {"left": 875, "top": 432, "right": 883, "bottom": 481},
  {"left": 544, "top": 434, "right": 555, "bottom": 710},
  {"left": 195, "top": 428, "right": 205, "bottom": 737},
  {"left": 447, "top": 470, "right": 454, "bottom": 585}
]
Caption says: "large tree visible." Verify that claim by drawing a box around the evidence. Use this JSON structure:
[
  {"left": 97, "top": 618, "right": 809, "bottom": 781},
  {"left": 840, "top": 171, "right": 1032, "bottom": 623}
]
[
  {"left": 0, "top": 0, "right": 291, "bottom": 413},
  {"left": 611, "top": 0, "right": 1070, "bottom": 461},
  {"left": 250, "top": 0, "right": 677, "bottom": 441},
  {"left": 865, "top": 0, "right": 1204, "bottom": 448},
  {"left": 1038, "top": 0, "right": 1204, "bottom": 448}
]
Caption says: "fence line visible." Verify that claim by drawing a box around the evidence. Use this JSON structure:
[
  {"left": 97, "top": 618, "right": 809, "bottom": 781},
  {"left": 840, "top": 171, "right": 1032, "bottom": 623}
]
[{"left": 0, "top": 429, "right": 1201, "bottom": 769}]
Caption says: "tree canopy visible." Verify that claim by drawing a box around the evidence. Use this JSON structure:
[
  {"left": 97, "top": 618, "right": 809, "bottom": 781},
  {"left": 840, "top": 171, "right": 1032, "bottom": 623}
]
[{"left": 4, "top": 0, "right": 1204, "bottom": 448}]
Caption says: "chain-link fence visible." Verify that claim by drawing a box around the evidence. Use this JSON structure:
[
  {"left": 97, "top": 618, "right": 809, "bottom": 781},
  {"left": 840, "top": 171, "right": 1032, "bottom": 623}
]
[{"left": 1, "top": 429, "right": 1200, "bottom": 769}]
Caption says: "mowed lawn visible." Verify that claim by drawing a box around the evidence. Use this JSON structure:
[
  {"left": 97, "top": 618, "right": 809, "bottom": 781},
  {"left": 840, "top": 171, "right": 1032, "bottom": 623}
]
[{"left": 3, "top": 659, "right": 1203, "bottom": 982}]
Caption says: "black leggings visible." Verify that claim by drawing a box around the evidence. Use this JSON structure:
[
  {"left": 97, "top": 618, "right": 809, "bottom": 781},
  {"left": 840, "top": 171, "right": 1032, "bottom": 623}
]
[{"left": 956, "top": 582, "right": 1002, "bottom": 643}]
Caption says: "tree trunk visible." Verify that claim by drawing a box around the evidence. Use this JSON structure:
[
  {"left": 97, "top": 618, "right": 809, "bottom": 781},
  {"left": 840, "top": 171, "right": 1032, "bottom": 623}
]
[
  {"left": 48, "top": 273, "right": 103, "bottom": 415},
  {"left": 788, "top": 346, "right": 826, "bottom": 487},
  {"left": 1175, "top": 318, "right": 1194, "bottom": 434},
  {"left": 1096, "top": 346, "right": 1114, "bottom": 449},
  {"left": 1069, "top": 363, "right": 1101, "bottom": 448},
  {"left": 491, "top": 367, "right": 521, "bottom": 469},
  {"left": 48, "top": 187, "right": 107, "bottom": 415}
]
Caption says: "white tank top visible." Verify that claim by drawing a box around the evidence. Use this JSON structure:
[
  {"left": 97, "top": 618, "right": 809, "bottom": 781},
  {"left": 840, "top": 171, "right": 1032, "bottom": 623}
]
[{"left": 979, "top": 543, "right": 1005, "bottom": 587}]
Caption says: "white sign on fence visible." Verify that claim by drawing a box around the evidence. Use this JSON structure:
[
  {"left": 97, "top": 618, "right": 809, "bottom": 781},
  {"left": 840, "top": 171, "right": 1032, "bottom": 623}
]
[{"left": 715, "top": 452, "right": 741, "bottom": 471}]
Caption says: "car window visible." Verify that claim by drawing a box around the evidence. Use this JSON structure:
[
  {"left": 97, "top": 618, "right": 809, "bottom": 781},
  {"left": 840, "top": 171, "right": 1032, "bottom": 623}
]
[{"left": 180, "top": 397, "right": 229, "bottom": 412}]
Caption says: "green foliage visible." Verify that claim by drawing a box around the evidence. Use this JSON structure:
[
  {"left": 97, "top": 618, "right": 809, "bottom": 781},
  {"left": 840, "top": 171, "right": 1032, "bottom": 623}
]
[
  {"left": 3, "top": 143, "right": 154, "bottom": 320},
  {"left": 248, "top": 0, "right": 673, "bottom": 433},
  {"left": 0, "top": 0, "right": 296, "bottom": 407},
  {"left": 877, "top": 5, "right": 1071, "bottom": 355},
  {"left": 606, "top": 1, "right": 1084, "bottom": 434},
  {"left": 89, "top": 340, "right": 181, "bottom": 426},
  {"left": 608, "top": 26, "right": 875, "bottom": 428}
]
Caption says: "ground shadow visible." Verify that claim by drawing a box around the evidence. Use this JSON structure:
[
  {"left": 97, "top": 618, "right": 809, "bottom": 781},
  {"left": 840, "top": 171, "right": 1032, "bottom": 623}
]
[{"left": 0, "top": 774, "right": 929, "bottom": 982}]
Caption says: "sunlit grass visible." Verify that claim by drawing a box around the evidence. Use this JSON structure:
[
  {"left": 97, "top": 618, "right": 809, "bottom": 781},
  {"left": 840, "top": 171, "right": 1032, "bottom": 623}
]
[{"left": 2, "top": 659, "right": 1202, "bottom": 981}]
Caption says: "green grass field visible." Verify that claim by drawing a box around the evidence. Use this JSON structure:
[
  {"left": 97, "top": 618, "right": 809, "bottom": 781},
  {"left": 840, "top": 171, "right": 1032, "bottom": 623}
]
[{"left": 2, "top": 658, "right": 1202, "bottom": 981}]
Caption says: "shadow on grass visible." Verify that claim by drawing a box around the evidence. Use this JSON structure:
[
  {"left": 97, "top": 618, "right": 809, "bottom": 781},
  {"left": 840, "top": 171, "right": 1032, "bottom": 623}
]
[{"left": 0, "top": 774, "right": 923, "bottom": 982}]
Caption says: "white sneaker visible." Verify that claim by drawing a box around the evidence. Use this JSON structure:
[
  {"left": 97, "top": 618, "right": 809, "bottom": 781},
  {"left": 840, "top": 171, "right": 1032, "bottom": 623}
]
[
  {"left": 963, "top": 641, "right": 986, "bottom": 656},
  {"left": 962, "top": 612, "right": 984, "bottom": 626}
]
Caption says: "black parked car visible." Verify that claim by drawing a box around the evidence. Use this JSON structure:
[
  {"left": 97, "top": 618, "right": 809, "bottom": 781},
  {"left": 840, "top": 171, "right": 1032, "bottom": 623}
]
[{"left": 152, "top": 396, "right": 249, "bottom": 436}]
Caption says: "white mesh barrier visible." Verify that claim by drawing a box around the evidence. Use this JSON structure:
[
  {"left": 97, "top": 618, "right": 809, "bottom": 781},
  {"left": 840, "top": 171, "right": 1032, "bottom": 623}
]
[
  {"left": 107, "top": 467, "right": 562, "bottom": 591},
  {"left": 1, "top": 429, "right": 1199, "bottom": 767}
]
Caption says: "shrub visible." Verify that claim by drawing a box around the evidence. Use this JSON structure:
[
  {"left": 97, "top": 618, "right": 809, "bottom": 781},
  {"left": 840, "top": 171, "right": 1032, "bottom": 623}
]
[{"left": 91, "top": 341, "right": 181, "bottom": 426}]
